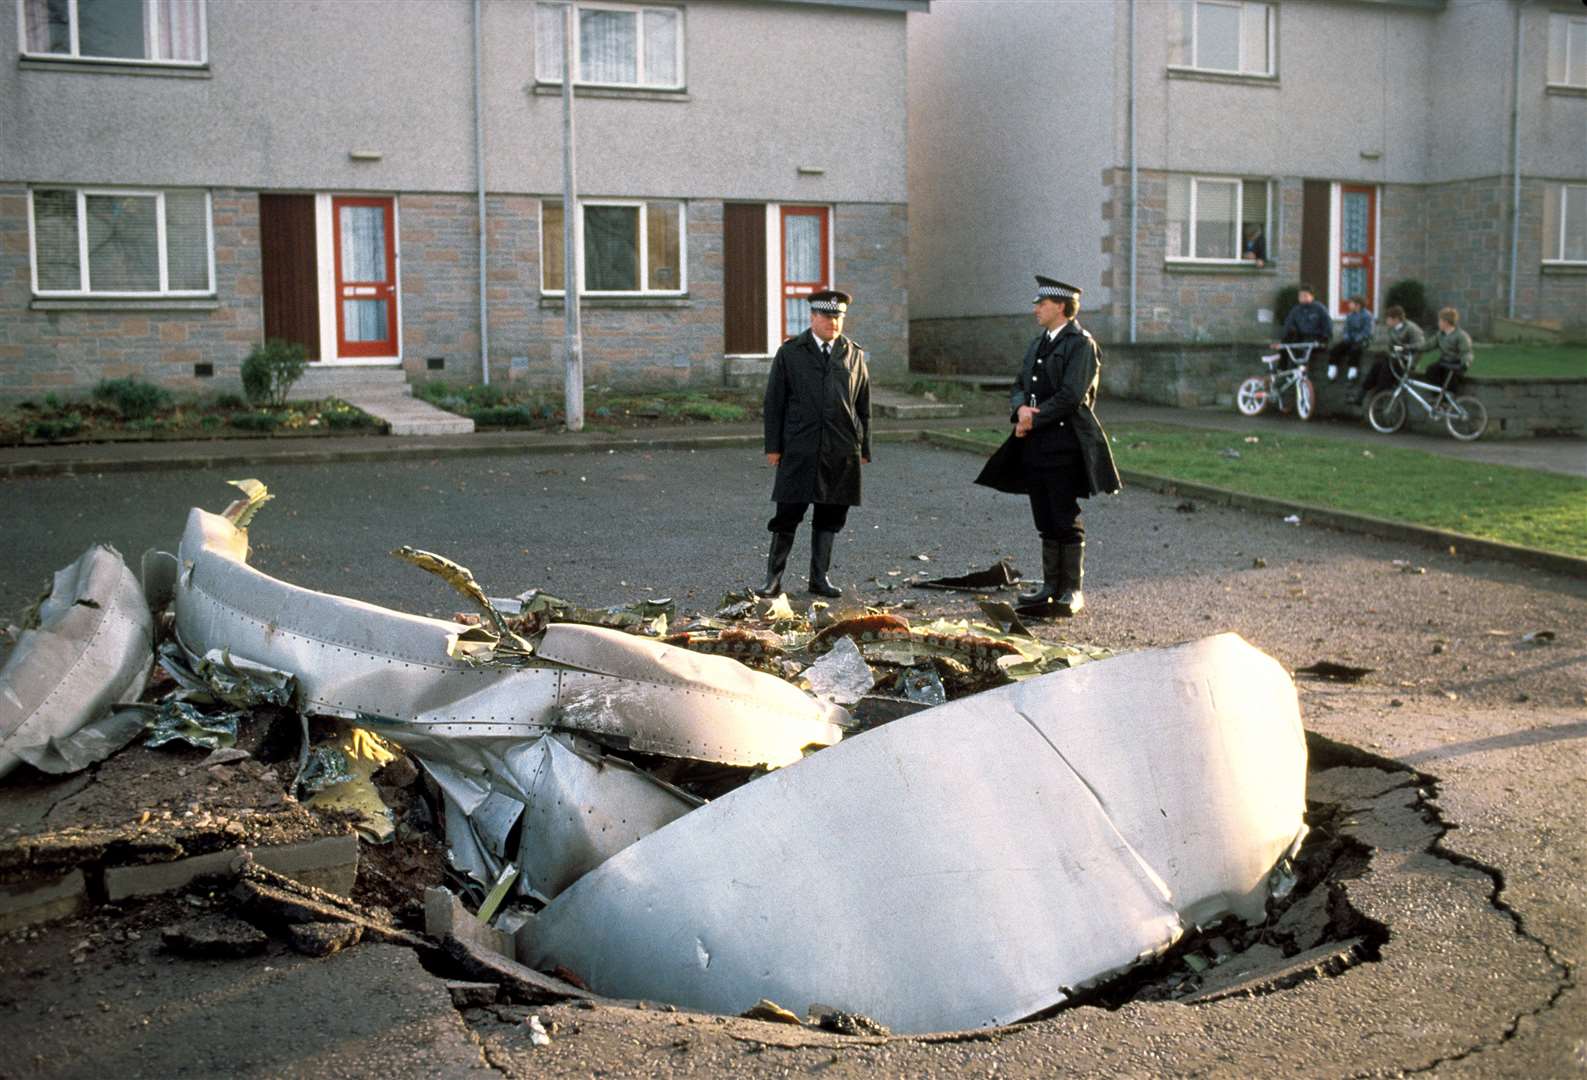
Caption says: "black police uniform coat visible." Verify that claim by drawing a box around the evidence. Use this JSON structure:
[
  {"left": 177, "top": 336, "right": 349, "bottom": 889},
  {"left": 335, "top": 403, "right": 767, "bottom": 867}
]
[
  {"left": 975, "top": 320, "right": 1121, "bottom": 498},
  {"left": 763, "top": 329, "right": 872, "bottom": 506}
]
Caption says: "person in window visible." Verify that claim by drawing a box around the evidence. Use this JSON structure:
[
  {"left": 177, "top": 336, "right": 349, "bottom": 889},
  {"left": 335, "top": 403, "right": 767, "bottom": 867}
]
[
  {"left": 1417, "top": 306, "right": 1474, "bottom": 405},
  {"left": 1277, "top": 283, "right": 1332, "bottom": 372},
  {"left": 755, "top": 289, "right": 871, "bottom": 599},
  {"left": 1351, "top": 304, "right": 1425, "bottom": 405},
  {"left": 1241, "top": 224, "right": 1267, "bottom": 267},
  {"left": 974, "top": 276, "right": 1121, "bottom": 619},
  {"left": 1326, "top": 294, "right": 1373, "bottom": 382}
]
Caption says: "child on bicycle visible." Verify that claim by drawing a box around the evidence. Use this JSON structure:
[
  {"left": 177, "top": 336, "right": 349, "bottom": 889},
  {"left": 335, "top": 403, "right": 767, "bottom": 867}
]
[
  {"left": 1418, "top": 307, "right": 1474, "bottom": 405},
  {"left": 1277, "top": 284, "right": 1332, "bottom": 374},
  {"left": 1350, "top": 305, "right": 1424, "bottom": 405}
]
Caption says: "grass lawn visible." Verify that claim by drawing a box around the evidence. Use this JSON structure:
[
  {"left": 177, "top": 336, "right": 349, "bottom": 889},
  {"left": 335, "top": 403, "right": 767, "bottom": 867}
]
[
  {"left": 959, "top": 422, "right": 1587, "bottom": 558},
  {"left": 1469, "top": 344, "right": 1587, "bottom": 379}
]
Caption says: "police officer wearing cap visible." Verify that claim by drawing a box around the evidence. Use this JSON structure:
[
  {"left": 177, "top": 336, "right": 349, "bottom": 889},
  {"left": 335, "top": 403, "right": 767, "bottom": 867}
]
[
  {"left": 755, "top": 289, "right": 872, "bottom": 598},
  {"left": 975, "top": 276, "right": 1120, "bottom": 617}
]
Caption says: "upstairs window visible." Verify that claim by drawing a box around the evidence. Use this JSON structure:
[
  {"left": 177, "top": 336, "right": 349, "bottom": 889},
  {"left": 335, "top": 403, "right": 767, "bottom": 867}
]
[
  {"left": 541, "top": 199, "right": 685, "bottom": 295},
  {"left": 1169, "top": 0, "right": 1272, "bottom": 77},
  {"left": 30, "top": 187, "right": 214, "bottom": 296},
  {"left": 1547, "top": 12, "right": 1587, "bottom": 89},
  {"left": 20, "top": 0, "right": 206, "bottom": 64},
  {"left": 1542, "top": 183, "right": 1586, "bottom": 264},
  {"left": 534, "top": 2, "right": 682, "bottom": 88},
  {"left": 1166, "top": 176, "right": 1274, "bottom": 264}
]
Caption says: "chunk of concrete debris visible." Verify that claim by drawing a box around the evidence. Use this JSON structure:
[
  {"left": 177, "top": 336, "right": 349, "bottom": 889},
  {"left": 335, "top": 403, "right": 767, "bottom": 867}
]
[
  {"left": 525, "top": 1014, "right": 552, "bottom": 1047},
  {"left": 286, "top": 921, "right": 363, "bottom": 958},
  {"left": 519, "top": 634, "right": 1307, "bottom": 1035},
  {"left": 0, "top": 545, "right": 153, "bottom": 779},
  {"left": 160, "top": 915, "right": 270, "bottom": 959},
  {"left": 439, "top": 934, "right": 591, "bottom": 1006},
  {"left": 446, "top": 981, "right": 501, "bottom": 1009},
  {"left": 229, "top": 861, "right": 428, "bottom": 952},
  {"left": 816, "top": 1010, "right": 890, "bottom": 1037}
]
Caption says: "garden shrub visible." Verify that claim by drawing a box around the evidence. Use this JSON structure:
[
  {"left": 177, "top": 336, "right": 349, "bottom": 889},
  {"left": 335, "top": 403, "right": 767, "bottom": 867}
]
[
  {"left": 27, "top": 413, "right": 84, "bottom": 441},
  {"left": 232, "top": 410, "right": 283, "bottom": 432},
  {"left": 469, "top": 404, "right": 535, "bottom": 427},
  {"left": 213, "top": 391, "right": 247, "bottom": 410},
  {"left": 93, "top": 377, "right": 171, "bottom": 420},
  {"left": 241, "top": 339, "right": 307, "bottom": 408}
]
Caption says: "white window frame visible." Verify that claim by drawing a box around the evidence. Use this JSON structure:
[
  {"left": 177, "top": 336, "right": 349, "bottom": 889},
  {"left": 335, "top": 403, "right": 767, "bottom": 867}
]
[
  {"left": 535, "top": 1, "right": 685, "bottom": 90},
  {"left": 1543, "top": 182, "right": 1587, "bottom": 265},
  {"left": 540, "top": 198, "right": 688, "bottom": 296},
  {"left": 27, "top": 186, "right": 216, "bottom": 297},
  {"left": 1166, "top": 175, "right": 1273, "bottom": 266},
  {"left": 1547, "top": 13, "right": 1587, "bottom": 89},
  {"left": 16, "top": 0, "right": 208, "bottom": 67},
  {"left": 1170, "top": 0, "right": 1274, "bottom": 77}
]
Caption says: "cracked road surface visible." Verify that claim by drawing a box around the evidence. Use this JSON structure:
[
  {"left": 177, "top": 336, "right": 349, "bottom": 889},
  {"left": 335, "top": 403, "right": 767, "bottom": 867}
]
[{"left": 1, "top": 443, "right": 1583, "bottom": 1076}]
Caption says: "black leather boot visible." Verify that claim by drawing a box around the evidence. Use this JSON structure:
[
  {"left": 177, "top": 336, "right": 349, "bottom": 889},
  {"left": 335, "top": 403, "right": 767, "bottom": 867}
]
[
  {"left": 755, "top": 532, "right": 796, "bottom": 597},
  {"left": 1055, "top": 542, "right": 1085, "bottom": 616},
  {"left": 808, "top": 530, "right": 842, "bottom": 597},
  {"left": 1016, "top": 540, "right": 1064, "bottom": 611}
]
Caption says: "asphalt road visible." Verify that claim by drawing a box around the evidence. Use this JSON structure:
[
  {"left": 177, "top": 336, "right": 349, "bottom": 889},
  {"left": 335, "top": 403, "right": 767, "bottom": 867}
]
[{"left": 2, "top": 442, "right": 1584, "bottom": 1076}]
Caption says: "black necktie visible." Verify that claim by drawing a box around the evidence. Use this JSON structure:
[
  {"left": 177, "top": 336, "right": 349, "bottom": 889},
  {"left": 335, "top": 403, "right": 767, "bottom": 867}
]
[{"left": 821, "top": 342, "right": 831, "bottom": 359}]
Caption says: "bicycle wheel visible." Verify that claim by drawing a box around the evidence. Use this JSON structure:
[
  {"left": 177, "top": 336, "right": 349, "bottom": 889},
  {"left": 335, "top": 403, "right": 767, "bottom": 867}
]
[
  {"left": 1445, "top": 395, "right": 1488, "bottom": 441},
  {"left": 1366, "top": 390, "right": 1406, "bottom": 434},
  {"left": 1294, "top": 376, "right": 1315, "bottom": 421},
  {"left": 1236, "top": 376, "right": 1269, "bottom": 416}
]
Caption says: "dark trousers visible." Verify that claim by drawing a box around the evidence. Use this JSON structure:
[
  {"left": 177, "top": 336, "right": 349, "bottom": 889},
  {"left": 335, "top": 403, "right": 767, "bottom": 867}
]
[
  {"left": 1329, "top": 340, "right": 1365, "bottom": 369},
  {"left": 768, "top": 502, "right": 849, "bottom": 534},
  {"left": 1421, "top": 361, "right": 1462, "bottom": 395},
  {"left": 1359, "top": 353, "right": 1399, "bottom": 396},
  {"left": 1023, "top": 459, "right": 1085, "bottom": 545}
]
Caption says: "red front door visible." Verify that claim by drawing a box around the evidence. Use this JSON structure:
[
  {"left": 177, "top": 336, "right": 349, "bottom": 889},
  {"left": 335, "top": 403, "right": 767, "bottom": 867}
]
[
  {"left": 780, "top": 206, "right": 829, "bottom": 340},
  {"left": 1338, "top": 185, "right": 1376, "bottom": 313},
  {"left": 332, "top": 196, "right": 398, "bottom": 357}
]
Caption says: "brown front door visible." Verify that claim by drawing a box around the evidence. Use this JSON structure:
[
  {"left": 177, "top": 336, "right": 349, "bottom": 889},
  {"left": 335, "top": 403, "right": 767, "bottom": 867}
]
[
  {"left": 723, "top": 203, "right": 767, "bottom": 353},
  {"left": 1300, "top": 180, "right": 1331, "bottom": 309},
  {"left": 259, "top": 194, "right": 320, "bottom": 359},
  {"left": 332, "top": 196, "right": 398, "bottom": 358}
]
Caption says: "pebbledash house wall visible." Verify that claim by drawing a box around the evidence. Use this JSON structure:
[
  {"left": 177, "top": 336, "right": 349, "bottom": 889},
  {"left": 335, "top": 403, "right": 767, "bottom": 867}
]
[
  {"left": 0, "top": 191, "right": 910, "bottom": 398},
  {"left": 0, "top": 188, "right": 263, "bottom": 397}
]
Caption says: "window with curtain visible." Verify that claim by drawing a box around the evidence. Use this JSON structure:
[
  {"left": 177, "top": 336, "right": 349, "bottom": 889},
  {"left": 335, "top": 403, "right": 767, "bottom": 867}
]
[
  {"left": 1166, "top": 176, "right": 1275, "bottom": 264},
  {"left": 1542, "top": 183, "right": 1587, "bottom": 263},
  {"left": 21, "top": 0, "right": 206, "bottom": 63},
  {"left": 534, "top": 2, "right": 683, "bottom": 88},
  {"left": 1547, "top": 13, "right": 1587, "bottom": 88},
  {"left": 540, "top": 199, "right": 686, "bottom": 294},
  {"left": 31, "top": 187, "right": 213, "bottom": 295},
  {"left": 1168, "top": 0, "right": 1272, "bottom": 77}
]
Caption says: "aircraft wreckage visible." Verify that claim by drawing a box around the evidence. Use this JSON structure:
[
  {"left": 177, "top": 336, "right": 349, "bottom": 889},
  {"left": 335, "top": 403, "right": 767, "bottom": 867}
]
[{"left": 2, "top": 495, "right": 1308, "bottom": 1035}]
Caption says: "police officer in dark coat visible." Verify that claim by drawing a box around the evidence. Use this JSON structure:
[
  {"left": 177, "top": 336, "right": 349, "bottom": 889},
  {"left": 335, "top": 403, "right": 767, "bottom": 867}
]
[
  {"left": 755, "top": 289, "right": 871, "bottom": 598},
  {"left": 975, "top": 276, "right": 1120, "bottom": 617}
]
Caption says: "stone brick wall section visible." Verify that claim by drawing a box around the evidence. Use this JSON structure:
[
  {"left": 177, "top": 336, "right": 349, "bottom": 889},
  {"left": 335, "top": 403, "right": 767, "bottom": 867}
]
[
  {"left": 834, "top": 203, "right": 909, "bottom": 381},
  {"left": 399, "top": 194, "right": 484, "bottom": 384},
  {"left": 1419, "top": 176, "right": 1509, "bottom": 336},
  {"left": 0, "top": 187, "right": 262, "bottom": 398}
]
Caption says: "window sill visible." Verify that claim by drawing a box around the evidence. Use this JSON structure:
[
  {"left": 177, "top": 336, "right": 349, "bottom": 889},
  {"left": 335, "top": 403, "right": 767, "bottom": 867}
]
[
  {"left": 1166, "top": 66, "right": 1279, "bottom": 89},
  {"left": 31, "top": 297, "right": 220, "bottom": 311},
  {"left": 539, "top": 295, "right": 692, "bottom": 310},
  {"left": 19, "top": 57, "right": 210, "bottom": 78},
  {"left": 1540, "top": 262, "right": 1587, "bottom": 275},
  {"left": 531, "top": 82, "right": 689, "bottom": 103},
  {"left": 1163, "top": 260, "right": 1278, "bottom": 274},
  {"left": 1544, "top": 84, "right": 1587, "bottom": 98}
]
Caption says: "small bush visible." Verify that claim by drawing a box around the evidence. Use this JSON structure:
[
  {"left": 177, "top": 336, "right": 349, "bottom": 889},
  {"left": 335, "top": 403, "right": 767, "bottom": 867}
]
[
  {"left": 232, "top": 410, "right": 283, "bottom": 432},
  {"left": 679, "top": 398, "right": 748, "bottom": 422},
  {"left": 469, "top": 404, "right": 535, "bottom": 427},
  {"left": 27, "top": 413, "right": 84, "bottom": 441},
  {"left": 93, "top": 377, "right": 171, "bottom": 420},
  {"left": 241, "top": 339, "right": 308, "bottom": 408},
  {"left": 42, "top": 393, "right": 62, "bottom": 411},
  {"left": 1385, "top": 280, "right": 1429, "bottom": 327},
  {"left": 1273, "top": 284, "right": 1301, "bottom": 329},
  {"left": 213, "top": 391, "right": 247, "bottom": 410}
]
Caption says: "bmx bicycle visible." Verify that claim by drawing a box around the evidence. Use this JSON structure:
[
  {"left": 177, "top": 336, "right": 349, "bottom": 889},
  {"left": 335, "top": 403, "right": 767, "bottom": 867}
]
[
  {"left": 1236, "top": 342, "right": 1318, "bottom": 420},
  {"left": 1364, "top": 347, "right": 1487, "bottom": 441}
]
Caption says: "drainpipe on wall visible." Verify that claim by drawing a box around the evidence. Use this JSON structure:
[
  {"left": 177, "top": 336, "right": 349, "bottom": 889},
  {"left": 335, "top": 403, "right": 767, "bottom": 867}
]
[
  {"left": 473, "top": 0, "right": 491, "bottom": 385},
  {"left": 1507, "top": 0, "right": 1526, "bottom": 320},
  {"left": 561, "top": 2, "right": 585, "bottom": 432},
  {"left": 1128, "top": 0, "right": 1138, "bottom": 343}
]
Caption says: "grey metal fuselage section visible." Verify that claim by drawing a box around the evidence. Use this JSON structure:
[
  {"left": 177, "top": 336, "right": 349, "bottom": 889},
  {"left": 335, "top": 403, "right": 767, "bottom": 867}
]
[
  {"left": 171, "top": 508, "right": 846, "bottom": 769},
  {"left": 517, "top": 634, "right": 1309, "bottom": 1035}
]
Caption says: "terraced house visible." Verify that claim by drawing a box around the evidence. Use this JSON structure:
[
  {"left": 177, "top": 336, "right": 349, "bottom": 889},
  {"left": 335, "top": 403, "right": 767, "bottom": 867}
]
[
  {"left": 908, "top": 0, "right": 1587, "bottom": 370},
  {"left": 1, "top": 0, "right": 922, "bottom": 397}
]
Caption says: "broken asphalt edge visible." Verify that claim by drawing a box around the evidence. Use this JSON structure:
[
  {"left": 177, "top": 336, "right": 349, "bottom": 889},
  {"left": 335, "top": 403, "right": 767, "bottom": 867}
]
[{"left": 920, "top": 431, "right": 1587, "bottom": 581}]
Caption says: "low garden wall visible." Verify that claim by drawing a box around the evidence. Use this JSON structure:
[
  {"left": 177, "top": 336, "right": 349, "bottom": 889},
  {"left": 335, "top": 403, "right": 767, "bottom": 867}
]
[{"left": 1100, "top": 342, "right": 1586, "bottom": 440}]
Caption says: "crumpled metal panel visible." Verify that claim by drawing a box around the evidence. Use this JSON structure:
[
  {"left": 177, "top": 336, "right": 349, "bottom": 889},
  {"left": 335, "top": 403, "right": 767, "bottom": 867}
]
[
  {"left": 0, "top": 545, "right": 153, "bottom": 778},
  {"left": 519, "top": 634, "right": 1307, "bottom": 1035},
  {"left": 172, "top": 508, "right": 844, "bottom": 767}
]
